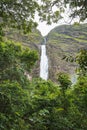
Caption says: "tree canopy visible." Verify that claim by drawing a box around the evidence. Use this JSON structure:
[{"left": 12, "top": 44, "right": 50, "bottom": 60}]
[
  {"left": 0, "top": 0, "right": 87, "bottom": 33},
  {"left": 0, "top": 0, "right": 39, "bottom": 32},
  {"left": 39, "top": 0, "right": 87, "bottom": 24}
]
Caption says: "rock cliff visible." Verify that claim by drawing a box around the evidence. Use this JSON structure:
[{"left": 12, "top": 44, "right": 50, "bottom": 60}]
[{"left": 46, "top": 24, "right": 87, "bottom": 82}]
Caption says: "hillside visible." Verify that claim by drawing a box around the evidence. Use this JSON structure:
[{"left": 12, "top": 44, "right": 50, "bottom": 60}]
[
  {"left": 4, "top": 27, "right": 43, "bottom": 49},
  {"left": 46, "top": 24, "right": 87, "bottom": 82},
  {"left": 4, "top": 27, "right": 43, "bottom": 78},
  {"left": 3, "top": 24, "right": 87, "bottom": 81}
]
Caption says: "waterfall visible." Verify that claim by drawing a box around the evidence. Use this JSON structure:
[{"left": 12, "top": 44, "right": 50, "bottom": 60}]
[{"left": 40, "top": 38, "right": 48, "bottom": 80}]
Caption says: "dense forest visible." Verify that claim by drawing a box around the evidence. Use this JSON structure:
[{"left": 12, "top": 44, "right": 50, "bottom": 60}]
[{"left": 0, "top": 0, "right": 87, "bottom": 130}]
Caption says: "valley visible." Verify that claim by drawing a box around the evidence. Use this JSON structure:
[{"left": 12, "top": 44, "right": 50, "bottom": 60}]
[{"left": 4, "top": 24, "right": 87, "bottom": 82}]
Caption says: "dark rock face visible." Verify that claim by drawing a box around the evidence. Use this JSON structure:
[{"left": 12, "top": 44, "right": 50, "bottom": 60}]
[{"left": 46, "top": 24, "right": 87, "bottom": 82}]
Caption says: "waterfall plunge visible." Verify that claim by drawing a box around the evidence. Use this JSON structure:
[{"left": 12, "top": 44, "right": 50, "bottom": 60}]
[{"left": 40, "top": 38, "right": 48, "bottom": 80}]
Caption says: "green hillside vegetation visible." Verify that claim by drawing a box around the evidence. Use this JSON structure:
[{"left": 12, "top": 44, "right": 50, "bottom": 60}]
[
  {"left": 46, "top": 24, "right": 87, "bottom": 82},
  {"left": 4, "top": 27, "right": 43, "bottom": 49}
]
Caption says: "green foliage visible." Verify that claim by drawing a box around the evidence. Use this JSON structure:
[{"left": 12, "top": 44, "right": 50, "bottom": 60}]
[
  {"left": 0, "top": 41, "right": 21, "bottom": 71},
  {"left": 21, "top": 48, "right": 38, "bottom": 71},
  {"left": 0, "top": 0, "right": 87, "bottom": 36},
  {"left": 57, "top": 72, "right": 72, "bottom": 91},
  {"left": 69, "top": 76, "right": 87, "bottom": 129},
  {"left": 39, "top": 0, "right": 87, "bottom": 25},
  {"left": 0, "top": 40, "right": 38, "bottom": 85},
  {"left": 76, "top": 49, "right": 87, "bottom": 76},
  {"left": 0, "top": 0, "right": 39, "bottom": 33},
  {"left": 0, "top": 40, "right": 39, "bottom": 130},
  {"left": 1, "top": 77, "right": 87, "bottom": 130},
  {"left": 0, "top": 81, "right": 31, "bottom": 130},
  {"left": 27, "top": 79, "right": 60, "bottom": 130},
  {"left": 63, "top": 49, "right": 87, "bottom": 76}
]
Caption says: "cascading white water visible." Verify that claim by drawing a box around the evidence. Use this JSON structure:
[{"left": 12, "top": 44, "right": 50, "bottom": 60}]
[
  {"left": 71, "top": 74, "right": 78, "bottom": 85},
  {"left": 40, "top": 38, "right": 48, "bottom": 80}
]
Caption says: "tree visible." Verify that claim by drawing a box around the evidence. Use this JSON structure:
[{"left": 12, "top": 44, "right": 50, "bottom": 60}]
[
  {"left": 23, "top": 78, "right": 61, "bottom": 130},
  {"left": 0, "top": 80, "right": 32, "bottom": 130},
  {"left": 0, "top": 0, "right": 39, "bottom": 33},
  {"left": 57, "top": 72, "right": 71, "bottom": 115},
  {"left": 69, "top": 76, "right": 87, "bottom": 129},
  {"left": 0, "top": 40, "right": 38, "bottom": 130},
  {"left": 38, "top": 0, "right": 87, "bottom": 25},
  {"left": 76, "top": 49, "right": 87, "bottom": 76},
  {"left": 0, "top": 40, "right": 38, "bottom": 85},
  {"left": 0, "top": 0, "right": 87, "bottom": 34},
  {"left": 57, "top": 72, "right": 71, "bottom": 91}
]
